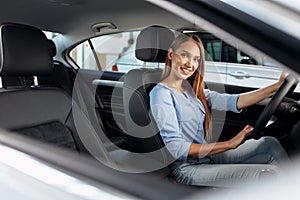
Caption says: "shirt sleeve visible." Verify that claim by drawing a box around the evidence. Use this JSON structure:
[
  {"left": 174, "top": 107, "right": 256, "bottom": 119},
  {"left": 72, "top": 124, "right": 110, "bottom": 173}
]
[
  {"left": 150, "top": 87, "right": 191, "bottom": 161},
  {"left": 205, "top": 89, "right": 241, "bottom": 113}
]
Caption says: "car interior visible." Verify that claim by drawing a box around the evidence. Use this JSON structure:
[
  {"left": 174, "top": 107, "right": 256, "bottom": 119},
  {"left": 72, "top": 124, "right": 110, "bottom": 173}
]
[{"left": 0, "top": 1, "right": 299, "bottom": 194}]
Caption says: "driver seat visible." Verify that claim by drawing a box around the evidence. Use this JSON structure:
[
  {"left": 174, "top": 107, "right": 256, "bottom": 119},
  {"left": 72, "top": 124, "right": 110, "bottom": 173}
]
[{"left": 121, "top": 25, "right": 175, "bottom": 176}]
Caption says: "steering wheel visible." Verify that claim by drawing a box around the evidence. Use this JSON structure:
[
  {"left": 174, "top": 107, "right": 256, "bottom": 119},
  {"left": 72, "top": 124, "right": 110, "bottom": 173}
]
[{"left": 251, "top": 75, "right": 299, "bottom": 139}]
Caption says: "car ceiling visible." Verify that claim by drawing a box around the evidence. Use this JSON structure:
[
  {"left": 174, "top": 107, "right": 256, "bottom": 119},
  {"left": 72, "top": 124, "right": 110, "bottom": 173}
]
[{"left": 0, "top": 0, "right": 192, "bottom": 37}]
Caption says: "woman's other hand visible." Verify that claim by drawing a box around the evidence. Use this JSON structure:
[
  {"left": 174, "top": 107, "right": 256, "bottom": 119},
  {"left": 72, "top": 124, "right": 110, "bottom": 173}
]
[{"left": 228, "top": 125, "right": 253, "bottom": 149}]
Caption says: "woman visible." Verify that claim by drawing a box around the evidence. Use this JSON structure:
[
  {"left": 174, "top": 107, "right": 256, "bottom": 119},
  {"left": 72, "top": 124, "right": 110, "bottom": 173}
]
[{"left": 149, "top": 34, "right": 289, "bottom": 187}]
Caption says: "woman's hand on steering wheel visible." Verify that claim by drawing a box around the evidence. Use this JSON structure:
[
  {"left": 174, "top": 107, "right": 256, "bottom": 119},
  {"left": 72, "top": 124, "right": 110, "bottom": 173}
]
[{"left": 251, "top": 74, "right": 298, "bottom": 139}]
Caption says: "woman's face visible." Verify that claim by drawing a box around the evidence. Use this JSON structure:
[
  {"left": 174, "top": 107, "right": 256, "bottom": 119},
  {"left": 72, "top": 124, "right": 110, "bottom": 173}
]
[{"left": 168, "top": 40, "right": 200, "bottom": 80}]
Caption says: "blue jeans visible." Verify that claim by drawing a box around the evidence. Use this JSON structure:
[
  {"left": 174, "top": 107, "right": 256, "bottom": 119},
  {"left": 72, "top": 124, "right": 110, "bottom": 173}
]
[{"left": 170, "top": 137, "right": 289, "bottom": 187}]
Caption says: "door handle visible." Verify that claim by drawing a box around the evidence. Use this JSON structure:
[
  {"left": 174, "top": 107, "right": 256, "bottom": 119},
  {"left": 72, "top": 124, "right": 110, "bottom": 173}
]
[{"left": 229, "top": 71, "right": 249, "bottom": 78}]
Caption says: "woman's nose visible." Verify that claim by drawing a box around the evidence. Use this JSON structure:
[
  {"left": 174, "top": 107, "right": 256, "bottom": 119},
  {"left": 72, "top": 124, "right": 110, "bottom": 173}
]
[{"left": 185, "top": 58, "right": 193, "bottom": 67}]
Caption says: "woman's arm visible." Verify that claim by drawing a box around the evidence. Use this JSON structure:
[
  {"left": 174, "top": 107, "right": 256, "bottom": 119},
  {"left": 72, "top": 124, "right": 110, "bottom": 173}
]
[
  {"left": 188, "top": 125, "right": 253, "bottom": 157},
  {"left": 237, "top": 72, "right": 287, "bottom": 110}
]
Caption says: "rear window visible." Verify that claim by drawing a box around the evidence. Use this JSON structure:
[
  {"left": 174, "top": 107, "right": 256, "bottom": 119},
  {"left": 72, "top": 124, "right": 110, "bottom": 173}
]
[{"left": 69, "top": 31, "right": 164, "bottom": 72}]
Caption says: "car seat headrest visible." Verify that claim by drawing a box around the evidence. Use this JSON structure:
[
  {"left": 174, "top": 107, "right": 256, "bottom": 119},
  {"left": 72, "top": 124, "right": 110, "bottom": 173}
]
[
  {"left": 0, "top": 23, "right": 53, "bottom": 76},
  {"left": 48, "top": 39, "right": 57, "bottom": 57},
  {"left": 135, "top": 25, "right": 175, "bottom": 63}
]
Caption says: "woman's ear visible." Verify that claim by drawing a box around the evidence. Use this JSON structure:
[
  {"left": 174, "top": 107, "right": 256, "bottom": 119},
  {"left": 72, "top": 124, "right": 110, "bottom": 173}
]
[{"left": 167, "top": 49, "right": 173, "bottom": 60}]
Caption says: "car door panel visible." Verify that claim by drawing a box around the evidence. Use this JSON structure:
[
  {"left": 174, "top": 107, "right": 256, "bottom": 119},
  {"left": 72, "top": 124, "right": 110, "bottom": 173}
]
[
  {"left": 208, "top": 82, "right": 268, "bottom": 141},
  {"left": 74, "top": 69, "right": 128, "bottom": 149},
  {"left": 208, "top": 81, "right": 299, "bottom": 142}
]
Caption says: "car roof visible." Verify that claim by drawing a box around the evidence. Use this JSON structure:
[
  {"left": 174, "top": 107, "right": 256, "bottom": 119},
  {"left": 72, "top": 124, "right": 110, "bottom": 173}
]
[{"left": 0, "top": 0, "right": 192, "bottom": 44}]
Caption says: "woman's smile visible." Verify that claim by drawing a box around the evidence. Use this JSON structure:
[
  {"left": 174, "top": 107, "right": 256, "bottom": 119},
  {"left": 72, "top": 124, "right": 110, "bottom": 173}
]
[{"left": 180, "top": 66, "right": 193, "bottom": 76}]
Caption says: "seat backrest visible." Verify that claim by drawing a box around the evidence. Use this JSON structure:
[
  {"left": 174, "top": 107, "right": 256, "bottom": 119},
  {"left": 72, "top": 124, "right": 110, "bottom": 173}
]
[
  {"left": 38, "top": 60, "right": 74, "bottom": 96},
  {"left": 0, "top": 23, "right": 88, "bottom": 152},
  {"left": 38, "top": 40, "right": 74, "bottom": 96},
  {"left": 124, "top": 68, "right": 163, "bottom": 153},
  {"left": 123, "top": 25, "right": 175, "bottom": 153}
]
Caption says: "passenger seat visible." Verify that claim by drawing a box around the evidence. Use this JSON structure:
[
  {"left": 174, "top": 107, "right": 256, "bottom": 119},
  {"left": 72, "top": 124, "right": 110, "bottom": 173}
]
[{"left": 0, "top": 23, "right": 113, "bottom": 165}]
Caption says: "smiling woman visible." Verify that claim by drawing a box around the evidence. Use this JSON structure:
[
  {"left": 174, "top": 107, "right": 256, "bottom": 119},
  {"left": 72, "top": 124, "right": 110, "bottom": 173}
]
[
  {"left": 149, "top": 33, "right": 290, "bottom": 187},
  {"left": 0, "top": 0, "right": 299, "bottom": 199}
]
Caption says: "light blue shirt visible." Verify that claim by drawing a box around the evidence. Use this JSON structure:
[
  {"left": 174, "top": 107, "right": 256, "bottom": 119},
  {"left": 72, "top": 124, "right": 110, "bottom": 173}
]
[{"left": 149, "top": 82, "right": 241, "bottom": 163}]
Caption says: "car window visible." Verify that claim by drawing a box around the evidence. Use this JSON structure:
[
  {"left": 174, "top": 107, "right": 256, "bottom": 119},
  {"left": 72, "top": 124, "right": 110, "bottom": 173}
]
[
  {"left": 68, "top": 29, "right": 292, "bottom": 90},
  {"left": 69, "top": 30, "right": 260, "bottom": 71},
  {"left": 43, "top": 31, "right": 60, "bottom": 39},
  {"left": 69, "top": 40, "right": 99, "bottom": 69},
  {"left": 69, "top": 31, "right": 164, "bottom": 72},
  {"left": 192, "top": 31, "right": 258, "bottom": 65},
  {"left": 205, "top": 41, "right": 222, "bottom": 61}
]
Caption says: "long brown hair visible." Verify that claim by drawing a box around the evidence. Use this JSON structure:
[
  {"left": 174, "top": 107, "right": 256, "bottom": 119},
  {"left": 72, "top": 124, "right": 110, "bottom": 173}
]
[{"left": 161, "top": 34, "right": 212, "bottom": 139}]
